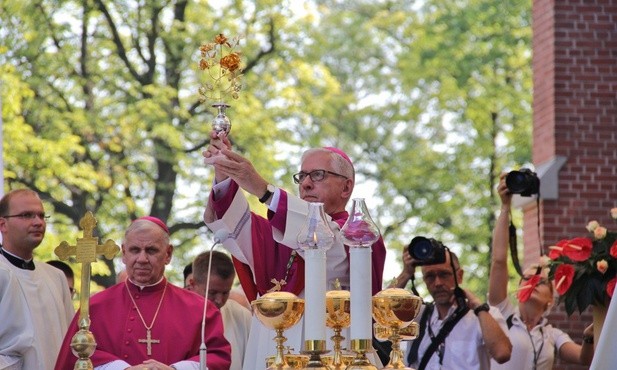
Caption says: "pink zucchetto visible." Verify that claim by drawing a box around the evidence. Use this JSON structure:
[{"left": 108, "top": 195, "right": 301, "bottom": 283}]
[
  {"left": 134, "top": 216, "right": 170, "bottom": 235},
  {"left": 323, "top": 146, "right": 353, "bottom": 165}
]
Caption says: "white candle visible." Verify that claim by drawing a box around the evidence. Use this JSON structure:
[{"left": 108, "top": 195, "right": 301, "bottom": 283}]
[
  {"left": 350, "top": 247, "right": 372, "bottom": 340},
  {"left": 304, "top": 247, "right": 327, "bottom": 340}
]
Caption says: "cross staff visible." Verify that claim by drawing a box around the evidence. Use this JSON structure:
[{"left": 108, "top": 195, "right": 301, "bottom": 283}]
[{"left": 55, "top": 211, "right": 119, "bottom": 370}]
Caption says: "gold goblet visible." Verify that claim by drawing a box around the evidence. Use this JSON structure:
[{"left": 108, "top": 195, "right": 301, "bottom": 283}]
[
  {"left": 267, "top": 352, "right": 310, "bottom": 369},
  {"left": 398, "top": 322, "right": 419, "bottom": 341},
  {"left": 325, "top": 289, "right": 351, "bottom": 370},
  {"left": 253, "top": 291, "right": 305, "bottom": 370},
  {"left": 372, "top": 288, "right": 422, "bottom": 369},
  {"left": 374, "top": 322, "right": 419, "bottom": 342}
]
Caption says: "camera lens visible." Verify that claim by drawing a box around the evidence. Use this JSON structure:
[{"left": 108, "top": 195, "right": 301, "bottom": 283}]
[
  {"left": 505, "top": 168, "right": 540, "bottom": 196},
  {"left": 410, "top": 238, "right": 434, "bottom": 260},
  {"left": 408, "top": 236, "right": 447, "bottom": 265},
  {"left": 505, "top": 171, "right": 528, "bottom": 193}
]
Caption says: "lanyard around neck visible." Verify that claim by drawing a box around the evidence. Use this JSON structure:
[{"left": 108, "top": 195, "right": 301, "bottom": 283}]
[{"left": 526, "top": 326, "right": 545, "bottom": 370}]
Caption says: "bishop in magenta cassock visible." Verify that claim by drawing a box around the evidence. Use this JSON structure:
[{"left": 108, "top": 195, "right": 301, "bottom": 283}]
[
  {"left": 203, "top": 139, "right": 386, "bottom": 370},
  {"left": 54, "top": 217, "right": 231, "bottom": 370}
]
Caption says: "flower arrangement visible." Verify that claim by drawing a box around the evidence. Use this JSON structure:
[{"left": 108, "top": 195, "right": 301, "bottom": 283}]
[
  {"left": 198, "top": 33, "right": 244, "bottom": 103},
  {"left": 547, "top": 208, "right": 617, "bottom": 316}
]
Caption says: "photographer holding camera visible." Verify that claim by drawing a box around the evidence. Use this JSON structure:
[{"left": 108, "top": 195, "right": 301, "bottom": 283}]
[
  {"left": 390, "top": 238, "right": 512, "bottom": 370},
  {"left": 489, "top": 172, "right": 594, "bottom": 369}
]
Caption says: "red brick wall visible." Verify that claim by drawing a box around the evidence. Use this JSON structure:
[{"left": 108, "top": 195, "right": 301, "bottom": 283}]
[{"left": 530, "top": 0, "right": 617, "bottom": 369}]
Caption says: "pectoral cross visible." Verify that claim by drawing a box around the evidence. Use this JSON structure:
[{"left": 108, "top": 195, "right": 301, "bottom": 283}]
[
  {"left": 267, "top": 278, "right": 287, "bottom": 293},
  {"left": 138, "top": 329, "right": 160, "bottom": 356},
  {"left": 55, "top": 211, "right": 120, "bottom": 368}
]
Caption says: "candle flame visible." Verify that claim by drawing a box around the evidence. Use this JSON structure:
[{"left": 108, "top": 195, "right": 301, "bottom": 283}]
[{"left": 333, "top": 279, "right": 341, "bottom": 290}]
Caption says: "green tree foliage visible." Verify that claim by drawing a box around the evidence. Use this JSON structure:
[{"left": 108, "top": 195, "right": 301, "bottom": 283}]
[{"left": 1, "top": 0, "right": 533, "bottom": 295}]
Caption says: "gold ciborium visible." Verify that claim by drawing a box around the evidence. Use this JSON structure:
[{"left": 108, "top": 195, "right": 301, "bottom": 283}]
[
  {"left": 372, "top": 288, "right": 422, "bottom": 369},
  {"left": 374, "top": 322, "right": 419, "bottom": 343},
  {"left": 325, "top": 289, "right": 351, "bottom": 370},
  {"left": 253, "top": 291, "right": 305, "bottom": 370}
]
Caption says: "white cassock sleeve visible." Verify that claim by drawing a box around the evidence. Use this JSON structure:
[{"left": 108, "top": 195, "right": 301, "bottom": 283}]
[
  {"left": 205, "top": 178, "right": 255, "bottom": 268},
  {"left": 0, "top": 265, "right": 34, "bottom": 369}
]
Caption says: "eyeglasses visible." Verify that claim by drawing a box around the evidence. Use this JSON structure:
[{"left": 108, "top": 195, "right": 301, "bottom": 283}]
[
  {"left": 1, "top": 212, "right": 50, "bottom": 220},
  {"left": 292, "top": 169, "right": 348, "bottom": 184},
  {"left": 422, "top": 270, "right": 454, "bottom": 283}
]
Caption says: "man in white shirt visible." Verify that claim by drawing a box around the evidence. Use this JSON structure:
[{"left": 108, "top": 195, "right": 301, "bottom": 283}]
[
  {"left": 0, "top": 189, "right": 74, "bottom": 370},
  {"left": 190, "top": 250, "right": 252, "bottom": 370},
  {"left": 392, "top": 244, "right": 512, "bottom": 369}
]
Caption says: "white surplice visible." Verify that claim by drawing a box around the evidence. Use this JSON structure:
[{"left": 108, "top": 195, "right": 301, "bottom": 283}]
[
  {"left": 0, "top": 256, "right": 74, "bottom": 370},
  {"left": 0, "top": 264, "right": 34, "bottom": 369}
]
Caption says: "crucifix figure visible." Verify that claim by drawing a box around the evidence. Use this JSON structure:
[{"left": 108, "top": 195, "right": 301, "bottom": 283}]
[
  {"left": 138, "top": 330, "right": 161, "bottom": 356},
  {"left": 55, "top": 211, "right": 120, "bottom": 369}
]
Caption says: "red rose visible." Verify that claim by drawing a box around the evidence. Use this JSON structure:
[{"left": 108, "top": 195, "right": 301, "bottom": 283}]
[
  {"left": 607, "top": 277, "right": 617, "bottom": 298},
  {"left": 517, "top": 275, "right": 541, "bottom": 303},
  {"left": 610, "top": 240, "right": 617, "bottom": 259},
  {"left": 563, "top": 237, "right": 593, "bottom": 262},
  {"left": 554, "top": 264, "right": 575, "bottom": 295}
]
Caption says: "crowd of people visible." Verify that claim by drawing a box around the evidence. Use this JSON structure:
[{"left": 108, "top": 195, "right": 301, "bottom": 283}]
[{"left": 0, "top": 131, "right": 599, "bottom": 369}]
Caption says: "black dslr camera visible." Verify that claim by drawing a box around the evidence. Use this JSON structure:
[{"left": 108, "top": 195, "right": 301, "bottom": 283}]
[
  {"left": 407, "top": 236, "right": 447, "bottom": 266},
  {"left": 505, "top": 168, "right": 540, "bottom": 197}
]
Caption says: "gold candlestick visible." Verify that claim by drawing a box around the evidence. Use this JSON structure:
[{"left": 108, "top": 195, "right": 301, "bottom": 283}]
[
  {"left": 253, "top": 291, "right": 305, "bottom": 370},
  {"left": 346, "top": 339, "right": 377, "bottom": 370},
  {"left": 302, "top": 339, "right": 330, "bottom": 369},
  {"left": 55, "top": 211, "right": 120, "bottom": 370}
]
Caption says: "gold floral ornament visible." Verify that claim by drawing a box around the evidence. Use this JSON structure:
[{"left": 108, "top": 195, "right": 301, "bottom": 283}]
[{"left": 198, "top": 33, "right": 244, "bottom": 103}]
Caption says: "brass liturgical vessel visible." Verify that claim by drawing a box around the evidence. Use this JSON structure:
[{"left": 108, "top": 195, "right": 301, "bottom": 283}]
[
  {"left": 372, "top": 288, "right": 422, "bottom": 369},
  {"left": 325, "top": 284, "right": 351, "bottom": 370},
  {"left": 252, "top": 291, "right": 305, "bottom": 370},
  {"left": 55, "top": 212, "right": 120, "bottom": 370}
]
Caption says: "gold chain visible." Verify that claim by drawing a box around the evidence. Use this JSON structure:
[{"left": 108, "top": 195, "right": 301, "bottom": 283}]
[{"left": 125, "top": 280, "right": 168, "bottom": 330}]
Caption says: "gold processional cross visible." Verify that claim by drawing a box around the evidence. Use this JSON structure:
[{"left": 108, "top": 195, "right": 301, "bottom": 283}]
[{"left": 55, "top": 211, "right": 120, "bottom": 370}]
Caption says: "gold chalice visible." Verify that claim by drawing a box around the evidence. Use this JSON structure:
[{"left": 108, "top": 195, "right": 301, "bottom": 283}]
[
  {"left": 322, "top": 354, "right": 355, "bottom": 367},
  {"left": 372, "top": 288, "right": 422, "bottom": 369},
  {"left": 267, "top": 350, "right": 310, "bottom": 369},
  {"left": 374, "top": 322, "right": 419, "bottom": 342},
  {"left": 325, "top": 289, "right": 351, "bottom": 370},
  {"left": 398, "top": 322, "right": 419, "bottom": 341},
  {"left": 253, "top": 291, "right": 305, "bottom": 370}
]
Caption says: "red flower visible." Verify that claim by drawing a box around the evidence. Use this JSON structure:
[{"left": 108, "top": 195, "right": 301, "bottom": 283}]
[
  {"left": 607, "top": 277, "right": 617, "bottom": 298},
  {"left": 554, "top": 264, "right": 575, "bottom": 295},
  {"left": 610, "top": 240, "right": 617, "bottom": 258},
  {"left": 548, "top": 239, "right": 568, "bottom": 260},
  {"left": 517, "top": 275, "right": 541, "bottom": 303},
  {"left": 562, "top": 238, "right": 593, "bottom": 262}
]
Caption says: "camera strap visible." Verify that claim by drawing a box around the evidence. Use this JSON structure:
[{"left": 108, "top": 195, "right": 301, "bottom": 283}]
[
  {"left": 407, "top": 303, "right": 432, "bottom": 365},
  {"left": 508, "top": 218, "right": 523, "bottom": 277},
  {"left": 409, "top": 303, "right": 470, "bottom": 370}
]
